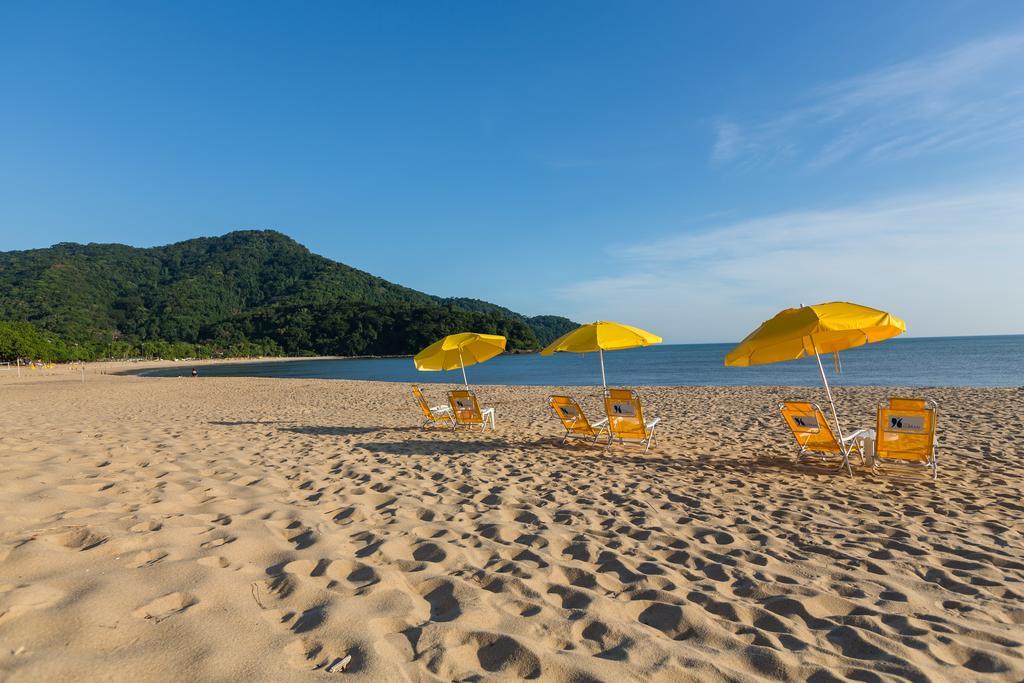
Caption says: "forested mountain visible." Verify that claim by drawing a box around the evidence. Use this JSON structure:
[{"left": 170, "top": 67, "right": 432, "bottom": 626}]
[{"left": 0, "top": 230, "right": 577, "bottom": 360}]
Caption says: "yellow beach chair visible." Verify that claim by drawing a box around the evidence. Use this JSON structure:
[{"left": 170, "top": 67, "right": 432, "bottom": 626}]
[
  {"left": 412, "top": 384, "right": 454, "bottom": 429},
  {"left": 603, "top": 389, "right": 660, "bottom": 452},
  {"left": 549, "top": 395, "right": 608, "bottom": 444},
  {"left": 779, "top": 400, "right": 870, "bottom": 471},
  {"left": 873, "top": 398, "right": 938, "bottom": 480},
  {"left": 447, "top": 389, "right": 496, "bottom": 431}
]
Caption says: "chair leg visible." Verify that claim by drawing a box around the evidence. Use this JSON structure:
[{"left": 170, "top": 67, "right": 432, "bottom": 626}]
[{"left": 643, "top": 428, "right": 656, "bottom": 454}]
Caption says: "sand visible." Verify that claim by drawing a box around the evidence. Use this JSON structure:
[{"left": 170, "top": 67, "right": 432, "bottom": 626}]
[{"left": 0, "top": 367, "right": 1022, "bottom": 681}]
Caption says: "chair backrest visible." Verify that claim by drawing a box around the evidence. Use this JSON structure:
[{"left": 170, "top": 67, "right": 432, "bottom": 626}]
[
  {"left": 448, "top": 389, "right": 483, "bottom": 425},
  {"left": 779, "top": 401, "right": 841, "bottom": 453},
  {"left": 876, "top": 400, "right": 936, "bottom": 463},
  {"left": 888, "top": 397, "right": 927, "bottom": 410},
  {"left": 411, "top": 385, "right": 435, "bottom": 419},
  {"left": 549, "top": 395, "right": 595, "bottom": 435},
  {"left": 604, "top": 389, "right": 648, "bottom": 440}
]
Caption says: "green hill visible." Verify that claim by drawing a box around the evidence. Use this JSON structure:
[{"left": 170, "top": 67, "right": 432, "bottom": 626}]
[{"left": 0, "top": 230, "right": 577, "bottom": 360}]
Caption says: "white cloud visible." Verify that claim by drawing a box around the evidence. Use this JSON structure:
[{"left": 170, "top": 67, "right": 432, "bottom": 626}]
[
  {"left": 711, "top": 121, "right": 743, "bottom": 164},
  {"left": 556, "top": 185, "right": 1024, "bottom": 342},
  {"left": 713, "top": 31, "right": 1024, "bottom": 167}
]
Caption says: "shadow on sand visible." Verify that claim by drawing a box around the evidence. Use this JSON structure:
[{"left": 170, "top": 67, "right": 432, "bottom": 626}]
[
  {"left": 278, "top": 425, "right": 422, "bottom": 437},
  {"left": 353, "top": 438, "right": 530, "bottom": 457},
  {"left": 211, "top": 419, "right": 878, "bottom": 482},
  {"left": 210, "top": 420, "right": 422, "bottom": 437}
]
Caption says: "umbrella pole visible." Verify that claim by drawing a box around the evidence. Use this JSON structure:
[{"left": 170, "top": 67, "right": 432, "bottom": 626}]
[
  {"left": 599, "top": 349, "right": 606, "bottom": 388},
  {"left": 811, "top": 337, "right": 853, "bottom": 477},
  {"left": 459, "top": 348, "right": 468, "bottom": 387}
]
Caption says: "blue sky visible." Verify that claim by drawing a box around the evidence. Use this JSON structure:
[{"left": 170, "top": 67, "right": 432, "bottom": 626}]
[{"left": 1, "top": 2, "right": 1022, "bottom": 342}]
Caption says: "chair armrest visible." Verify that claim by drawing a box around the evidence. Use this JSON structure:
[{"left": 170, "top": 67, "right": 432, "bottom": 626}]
[
  {"left": 645, "top": 417, "right": 661, "bottom": 428},
  {"left": 431, "top": 405, "right": 452, "bottom": 413},
  {"left": 593, "top": 417, "right": 609, "bottom": 427},
  {"left": 841, "top": 428, "right": 872, "bottom": 443}
]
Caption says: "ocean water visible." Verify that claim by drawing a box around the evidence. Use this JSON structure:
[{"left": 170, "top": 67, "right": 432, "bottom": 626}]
[{"left": 139, "top": 335, "right": 1024, "bottom": 388}]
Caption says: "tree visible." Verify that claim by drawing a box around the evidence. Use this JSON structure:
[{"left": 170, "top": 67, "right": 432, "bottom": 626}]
[{"left": 0, "top": 230, "right": 577, "bottom": 357}]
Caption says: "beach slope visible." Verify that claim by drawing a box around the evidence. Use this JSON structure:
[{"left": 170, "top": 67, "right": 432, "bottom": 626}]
[{"left": 0, "top": 373, "right": 1021, "bottom": 681}]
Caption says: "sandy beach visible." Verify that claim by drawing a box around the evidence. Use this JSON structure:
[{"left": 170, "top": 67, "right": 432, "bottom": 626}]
[{"left": 0, "top": 367, "right": 1021, "bottom": 681}]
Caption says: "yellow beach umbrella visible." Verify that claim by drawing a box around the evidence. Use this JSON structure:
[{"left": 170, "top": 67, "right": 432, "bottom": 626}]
[
  {"left": 414, "top": 332, "right": 507, "bottom": 386},
  {"left": 725, "top": 302, "right": 906, "bottom": 474},
  {"left": 540, "top": 321, "right": 662, "bottom": 387}
]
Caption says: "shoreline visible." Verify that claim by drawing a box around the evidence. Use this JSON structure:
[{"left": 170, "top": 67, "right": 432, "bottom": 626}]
[
  {"left": 5, "top": 355, "right": 1022, "bottom": 391},
  {"left": 6, "top": 333, "right": 1023, "bottom": 389}
]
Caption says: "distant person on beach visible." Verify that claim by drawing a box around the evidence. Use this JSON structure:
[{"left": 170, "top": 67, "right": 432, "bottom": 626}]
[{"left": 191, "top": 367, "right": 198, "bottom": 378}]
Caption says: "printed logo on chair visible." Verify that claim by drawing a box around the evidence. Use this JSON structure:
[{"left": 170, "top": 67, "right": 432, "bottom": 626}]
[
  {"left": 792, "top": 415, "right": 819, "bottom": 430},
  {"left": 559, "top": 406, "right": 578, "bottom": 417},
  {"left": 611, "top": 403, "right": 636, "bottom": 416},
  {"left": 888, "top": 415, "right": 925, "bottom": 433},
  {"left": 455, "top": 399, "right": 474, "bottom": 410}
]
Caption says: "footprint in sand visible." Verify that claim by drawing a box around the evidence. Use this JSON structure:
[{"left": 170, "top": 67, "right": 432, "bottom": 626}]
[
  {"left": 635, "top": 602, "right": 698, "bottom": 641},
  {"left": 197, "top": 555, "right": 233, "bottom": 569},
  {"left": 0, "top": 584, "right": 65, "bottom": 622},
  {"left": 470, "top": 632, "right": 542, "bottom": 679},
  {"left": 132, "top": 592, "right": 197, "bottom": 622},
  {"left": 286, "top": 636, "right": 328, "bottom": 670},
  {"left": 200, "top": 535, "right": 235, "bottom": 550},
  {"left": 282, "top": 558, "right": 330, "bottom": 578},
  {"left": 129, "top": 520, "right": 163, "bottom": 533},
  {"left": 412, "top": 542, "right": 447, "bottom": 563},
  {"left": 285, "top": 637, "right": 357, "bottom": 672},
  {"left": 576, "top": 619, "right": 634, "bottom": 660},
  {"left": 418, "top": 578, "right": 466, "bottom": 622},
  {"left": 259, "top": 574, "right": 299, "bottom": 600},
  {"left": 58, "top": 481, "right": 114, "bottom": 493},
  {"left": 323, "top": 559, "right": 382, "bottom": 591},
  {"left": 43, "top": 527, "right": 107, "bottom": 551},
  {"left": 129, "top": 549, "right": 168, "bottom": 568},
  {"left": 266, "top": 519, "right": 318, "bottom": 550}
]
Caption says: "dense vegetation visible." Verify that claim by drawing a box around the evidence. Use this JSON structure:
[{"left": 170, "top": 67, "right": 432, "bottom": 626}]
[
  {"left": 0, "top": 230, "right": 576, "bottom": 361},
  {"left": 0, "top": 321, "right": 278, "bottom": 362}
]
